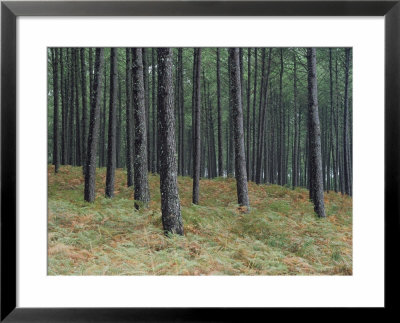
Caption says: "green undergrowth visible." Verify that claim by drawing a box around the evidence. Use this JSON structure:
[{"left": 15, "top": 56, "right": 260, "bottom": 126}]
[{"left": 48, "top": 165, "right": 352, "bottom": 275}]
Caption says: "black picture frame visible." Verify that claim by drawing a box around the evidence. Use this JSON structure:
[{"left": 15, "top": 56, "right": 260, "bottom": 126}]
[{"left": 1, "top": 0, "right": 398, "bottom": 321}]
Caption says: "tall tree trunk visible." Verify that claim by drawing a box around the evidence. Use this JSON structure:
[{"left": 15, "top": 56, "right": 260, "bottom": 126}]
[
  {"left": 292, "top": 49, "right": 298, "bottom": 188},
  {"left": 68, "top": 49, "right": 74, "bottom": 165},
  {"left": 229, "top": 48, "right": 250, "bottom": 211},
  {"left": 228, "top": 58, "right": 235, "bottom": 177},
  {"left": 105, "top": 48, "right": 118, "bottom": 198},
  {"left": 343, "top": 48, "right": 351, "bottom": 196},
  {"left": 278, "top": 48, "right": 284, "bottom": 186},
  {"left": 132, "top": 48, "right": 150, "bottom": 208},
  {"left": 307, "top": 48, "right": 326, "bottom": 218},
  {"left": 246, "top": 48, "right": 251, "bottom": 180},
  {"left": 256, "top": 49, "right": 272, "bottom": 184},
  {"left": 216, "top": 48, "right": 223, "bottom": 177},
  {"left": 192, "top": 48, "right": 202, "bottom": 204},
  {"left": 74, "top": 49, "right": 81, "bottom": 166},
  {"left": 84, "top": 48, "right": 105, "bottom": 202},
  {"left": 88, "top": 48, "right": 94, "bottom": 107},
  {"left": 125, "top": 49, "right": 134, "bottom": 187},
  {"left": 255, "top": 48, "right": 266, "bottom": 183},
  {"left": 100, "top": 61, "right": 107, "bottom": 167},
  {"left": 207, "top": 83, "right": 217, "bottom": 178},
  {"left": 80, "top": 48, "right": 88, "bottom": 173},
  {"left": 116, "top": 75, "right": 122, "bottom": 168},
  {"left": 60, "top": 49, "right": 66, "bottom": 165},
  {"left": 251, "top": 48, "right": 258, "bottom": 181},
  {"left": 51, "top": 48, "right": 59, "bottom": 173},
  {"left": 142, "top": 48, "right": 151, "bottom": 173},
  {"left": 157, "top": 48, "right": 184, "bottom": 235},
  {"left": 151, "top": 48, "right": 157, "bottom": 173},
  {"left": 329, "top": 48, "right": 337, "bottom": 192},
  {"left": 177, "top": 48, "right": 185, "bottom": 176}
]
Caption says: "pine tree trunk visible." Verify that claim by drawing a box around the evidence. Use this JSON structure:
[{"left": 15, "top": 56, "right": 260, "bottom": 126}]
[
  {"left": 51, "top": 48, "right": 59, "bottom": 173},
  {"left": 343, "top": 48, "right": 351, "bottom": 196},
  {"left": 100, "top": 61, "right": 107, "bottom": 168},
  {"left": 255, "top": 48, "right": 266, "bottom": 183},
  {"left": 251, "top": 48, "right": 258, "bottom": 182},
  {"left": 329, "top": 48, "right": 338, "bottom": 192},
  {"left": 125, "top": 49, "right": 134, "bottom": 187},
  {"left": 132, "top": 48, "right": 150, "bottom": 208},
  {"left": 80, "top": 48, "right": 88, "bottom": 173},
  {"left": 88, "top": 48, "right": 94, "bottom": 107},
  {"left": 84, "top": 48, "right": 105, "bottom": 202},
  {"left": 278, "top": 48, "right": 284, "bottom": 186},
  {"left": 192, "top": 48, "right": 202, "bottom": 204},
  {"left": 229, "top": 48, "right": 250, "bottom": 211},
  {"left": 157, "top": 48, "right": 184, "bottom": 235},
  {"left": 151, "top": 48, "right": 157, "bottom": 173},
  {"left": 74, "top": 49, "right": 81, "bottom": 166},
  {"left": 142, "top": 48, "right": 151, "bottom": 173},
  {"left": 246, "top": 48, "right": 251, "bottom": 181},
  {"left": 292, "top": 50, "right": 298, "bottom": 188},
  {"left": 256, "top": 49, "right": 272, "bottom": 184},
  {"left": 60, "top": 49, "right": 66, "bottom": 165},
  {"left": 178, "top": 48, "right": 185, "bottom": 177},
  {"left": 216, "top": 48, "right": 223, "bottom": 177},
  {"left": 307, "top": 48, "right": 326, "bottom": 218},
  {"left": 68, "top": 49, "right": 74, "bottom": 165},
  {"left": 116, "top": 75, "right": 122, "bottom": 168},
  {"left": 105, "top": 48, "right": 118, "bottom": 198}
]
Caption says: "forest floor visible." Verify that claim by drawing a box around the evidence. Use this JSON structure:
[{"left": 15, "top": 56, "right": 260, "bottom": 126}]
[{"left": 48, "top": 165, "right": 352, "bottom": 275}]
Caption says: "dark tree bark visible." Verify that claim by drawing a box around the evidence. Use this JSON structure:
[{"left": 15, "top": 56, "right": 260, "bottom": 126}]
[
  {"left": 51, "top": 48, "right": 59, "bottom": 173},
  {"left": 100, "top": 60, "right": 107, "bottom": 168},
  {"left": 255, "top": 48, "right": 266, "bottom": 183},
  {"left": 278, "top": 48, "right": 284, "bottom": 185},
  {"left": 343, "top": 48, "right": 351, "bottom": 196},
  {"left": 292, "top": 49, "right": 299, "bottom": 188},
  {"left": 60, "top": 49, "right": 67, "bottom": 165},
  {"left": 67, "top": 49, "right": 74, "bottom": 165},
  {"left": 255, "top": 49, "right": 272, "bottom": 184},
  {"left": 142, "top": 48, "right": 151, "bottom": 172},
  {"left": 246, "top": 48, "right": 251, "bottom": 180},
  {"left": 88, "top": 48, "right": 94, "bottom": 107},
  {"left": 207, "top": 83, "right": 217, "bottom": 178},
  {"left": 157, "top": 48, "right": 184, "bottom": 235},
  {"left": 74, "top": 49, "right": 81, "bottom": 166},
  {"left": 192, "top": 48, "right": 202, "bottom": 204},
  {"left": 116, "top": 75, "right": 122, "bottom": 168},
  {"left": 151, "top": 48, "right": 157, "bottom": 173},
  {"left": 125, "top": 49, "right": 134, "bottom": 187},
  {"left": 251, "top": 48, "right": 258, "bottom": 181},
  {"left": 105, "top": 48, "right": 118, "bottom": 198},
  {"left": 216, "top": 48, "right": 223, "bottom": 177},
  {"left": 329, "top": 48, "right": 338, "bottom": 192},
  {"left": 132, "top": 48, "right": 150, "bottom": 209},
  {"left": 307, "top": 48, "right": 326, "bottom": 218},
  {"left": 84, "top": 48, "right": 105, "bottom": 202},
  {"left": 80, "top": 48, "right": 88, "bottom": 173},
  {"left": 178, "top": 48, "right": 185, "bottom": 176},
  {"left": 229, "top": 48, "right": 250, "bottom": 211},
  {"left": 227, "top": 58, "right": 235, "bottom": 178}
]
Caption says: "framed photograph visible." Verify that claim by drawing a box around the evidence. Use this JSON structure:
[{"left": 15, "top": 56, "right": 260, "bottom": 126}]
[{"left": 1, "top": 0, "right": 397, "bottom": 321}]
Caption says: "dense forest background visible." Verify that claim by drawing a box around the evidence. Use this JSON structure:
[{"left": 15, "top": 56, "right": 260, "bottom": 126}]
[{"left": 48, "top": 47, "right": 352, "bottom": 197}]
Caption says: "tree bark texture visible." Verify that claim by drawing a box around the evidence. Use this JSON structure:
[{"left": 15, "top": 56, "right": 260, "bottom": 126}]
[
  {"left": 157, "top": 48, "right": 184, "bottom": 235},
  {"left": 307, "top": 48, "right": 326, "bottom": 218},
  {"left": 84, "top": 48, "right": 105, "bottom": 202}
]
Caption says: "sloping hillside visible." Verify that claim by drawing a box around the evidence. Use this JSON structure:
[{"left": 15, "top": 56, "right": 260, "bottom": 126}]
[{"left": 48, "top": 166, "right": 352, "bottom": 275}]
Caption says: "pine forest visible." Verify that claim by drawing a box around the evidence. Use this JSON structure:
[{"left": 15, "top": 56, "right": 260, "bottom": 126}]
[{"left": 48, "top": 47, "right": 352, "bottom": 275}]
